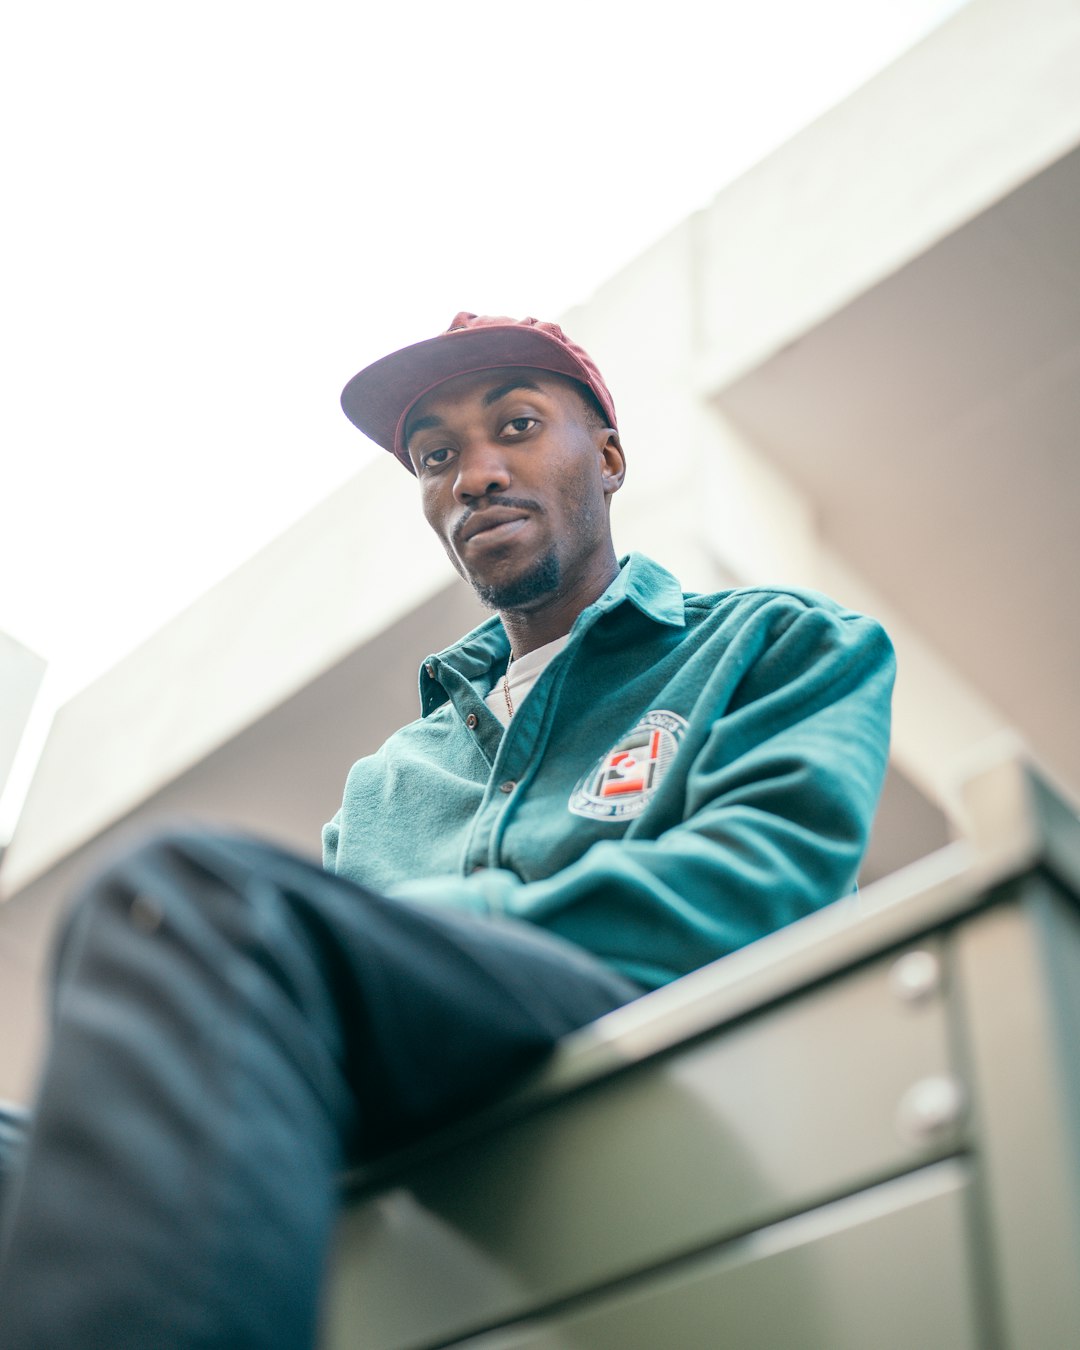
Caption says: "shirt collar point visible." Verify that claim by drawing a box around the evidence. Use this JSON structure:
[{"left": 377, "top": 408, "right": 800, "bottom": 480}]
[{"left": 615, "top": 553, "right": 686, "bottom": 629}]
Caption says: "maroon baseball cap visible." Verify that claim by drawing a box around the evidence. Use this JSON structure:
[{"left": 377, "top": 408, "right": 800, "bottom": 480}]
[{"left": 340, "top": 312, "right": 618, "bottom": 474}]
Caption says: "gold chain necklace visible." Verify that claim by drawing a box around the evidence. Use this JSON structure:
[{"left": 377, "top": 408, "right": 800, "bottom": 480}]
[{"left": 502, "top": 672, "right": 514, "bottom": 719}]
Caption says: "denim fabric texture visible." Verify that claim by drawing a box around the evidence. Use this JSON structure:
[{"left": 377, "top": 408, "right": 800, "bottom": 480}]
[{"left": 0, "top": 830, "right": 638, "bottom": 1348}]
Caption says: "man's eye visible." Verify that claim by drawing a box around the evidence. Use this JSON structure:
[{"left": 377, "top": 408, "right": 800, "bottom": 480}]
[
  {"left": 502, "top": 417, "right": 537, "bottom": 437},
  {"left": 421, "top": 446, "right": 454, "bottom": 470}
]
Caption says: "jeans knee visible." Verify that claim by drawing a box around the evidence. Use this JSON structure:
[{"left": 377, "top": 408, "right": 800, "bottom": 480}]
[{"left": 62, "top": 826, "right": 244, "bottom": 945}]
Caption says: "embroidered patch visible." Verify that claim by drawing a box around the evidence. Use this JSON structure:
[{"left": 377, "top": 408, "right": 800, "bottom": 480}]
[{"left": 569, "top": 710, "right": 688, "bottom": 820}]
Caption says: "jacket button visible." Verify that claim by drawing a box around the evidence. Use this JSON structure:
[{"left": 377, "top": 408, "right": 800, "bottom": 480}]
[
  {"left": 499, "top": 780, "right": 516, "bottom": 794},
  {"left": 465, "top": 713, "right": 478, "bottom": 729}
]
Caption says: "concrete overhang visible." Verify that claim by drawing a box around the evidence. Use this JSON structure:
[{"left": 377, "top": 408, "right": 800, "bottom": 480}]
[{"left": 716, "top": 141, "right": 1080, "bottom": 795}]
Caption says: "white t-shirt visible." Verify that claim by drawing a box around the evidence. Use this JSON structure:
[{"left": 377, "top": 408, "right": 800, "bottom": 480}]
[{"left": 484, "top": 632, "right": 572, "bottom": 727}]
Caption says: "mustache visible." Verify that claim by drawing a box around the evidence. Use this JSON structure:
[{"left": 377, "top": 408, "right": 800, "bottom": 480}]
[{"left": 452, "top": 496, "right": 542, "bottom": 548}]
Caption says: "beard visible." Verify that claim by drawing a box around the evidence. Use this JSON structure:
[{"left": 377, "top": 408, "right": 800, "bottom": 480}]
[{"left": 471, "top": 548, "right": 561, "bottom": 611}]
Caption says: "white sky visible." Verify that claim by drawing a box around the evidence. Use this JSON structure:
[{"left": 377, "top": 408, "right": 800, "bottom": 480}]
[{"left": 3, "top": 0, "right": 965, "bottom": 705}]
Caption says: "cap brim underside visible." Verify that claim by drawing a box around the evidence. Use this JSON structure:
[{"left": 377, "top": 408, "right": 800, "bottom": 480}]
[{"left": 340, "top": 326, "right": 588, "bottom": 453}]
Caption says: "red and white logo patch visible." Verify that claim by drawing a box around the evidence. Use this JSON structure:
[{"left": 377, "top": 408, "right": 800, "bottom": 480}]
[{"left": 569, "top": 710, "right": 688, "bottom": 820}]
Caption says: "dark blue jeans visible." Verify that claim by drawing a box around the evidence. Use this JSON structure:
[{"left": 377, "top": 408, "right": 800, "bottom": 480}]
[
  {"left": 0, "top": 829, "right": 639, "bottom": 1348},
  {"left": 0, "top": 1104, "right": 24, "bottom": 1216}
]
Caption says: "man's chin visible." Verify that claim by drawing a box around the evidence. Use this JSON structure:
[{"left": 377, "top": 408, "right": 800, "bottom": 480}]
[{"left": 470, "top": 550, "right": 561, "bottom": 611}]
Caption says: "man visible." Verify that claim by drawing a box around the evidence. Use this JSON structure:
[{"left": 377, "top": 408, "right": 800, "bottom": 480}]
[{"left": 0, "top": 313, "right": 894, "bottom": 1348}]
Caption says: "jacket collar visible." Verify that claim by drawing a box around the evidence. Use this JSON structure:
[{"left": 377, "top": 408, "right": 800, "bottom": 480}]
[
  {"left": 588, "top": 551, "right": 686, "bottom": 630},
  {"left": 419, "top": 553, "right": 685, "bottom": 714}
]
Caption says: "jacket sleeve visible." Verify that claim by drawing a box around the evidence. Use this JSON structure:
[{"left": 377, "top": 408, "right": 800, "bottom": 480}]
[{"left": 389, "top": 600, "right": 896, "bottom": 989}]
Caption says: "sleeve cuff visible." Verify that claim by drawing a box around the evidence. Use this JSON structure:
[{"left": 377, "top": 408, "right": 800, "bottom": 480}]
[{"left": 385, "top": 868, "right": 521, "bottom": 917}]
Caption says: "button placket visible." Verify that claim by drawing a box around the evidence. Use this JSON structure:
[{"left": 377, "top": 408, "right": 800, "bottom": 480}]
[
  {"left": 464, "top": 628, "right": 577, "bottom": 874},
  {"left": 477, "top": 652, "right": 564, "bottom": 869}
]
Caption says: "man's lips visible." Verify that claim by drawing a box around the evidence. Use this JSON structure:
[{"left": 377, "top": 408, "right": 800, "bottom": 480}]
[{"left": 456, "top": 506, "right": 532, "bottom": 547}]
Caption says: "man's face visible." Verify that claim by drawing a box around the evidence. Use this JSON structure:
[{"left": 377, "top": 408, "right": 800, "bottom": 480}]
[{"left": 405, "top": 367, "right": 624, "bottom": 611}]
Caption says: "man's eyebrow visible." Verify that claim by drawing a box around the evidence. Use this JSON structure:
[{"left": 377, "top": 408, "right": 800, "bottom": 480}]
[
  {"left": 405, "top": 413, "right": 442, "bottom": 441},
  {"left": 482, "top": 379, "right": 543, "bottom": 407}
]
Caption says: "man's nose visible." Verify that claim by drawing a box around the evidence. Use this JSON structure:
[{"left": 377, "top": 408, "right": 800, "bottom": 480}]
[{"left": 453, "top": 442, "right": 511, "bottom": 503}]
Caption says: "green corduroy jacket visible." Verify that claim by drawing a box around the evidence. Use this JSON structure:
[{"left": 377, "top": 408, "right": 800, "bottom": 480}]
[{"left": 323, "top": 554, "right": 895, "bottom": 990}]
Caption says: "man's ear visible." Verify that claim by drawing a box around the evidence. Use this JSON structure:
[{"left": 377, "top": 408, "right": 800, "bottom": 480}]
[{"left": 599, "top": 430, "right": 626, "bottom": 498}]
